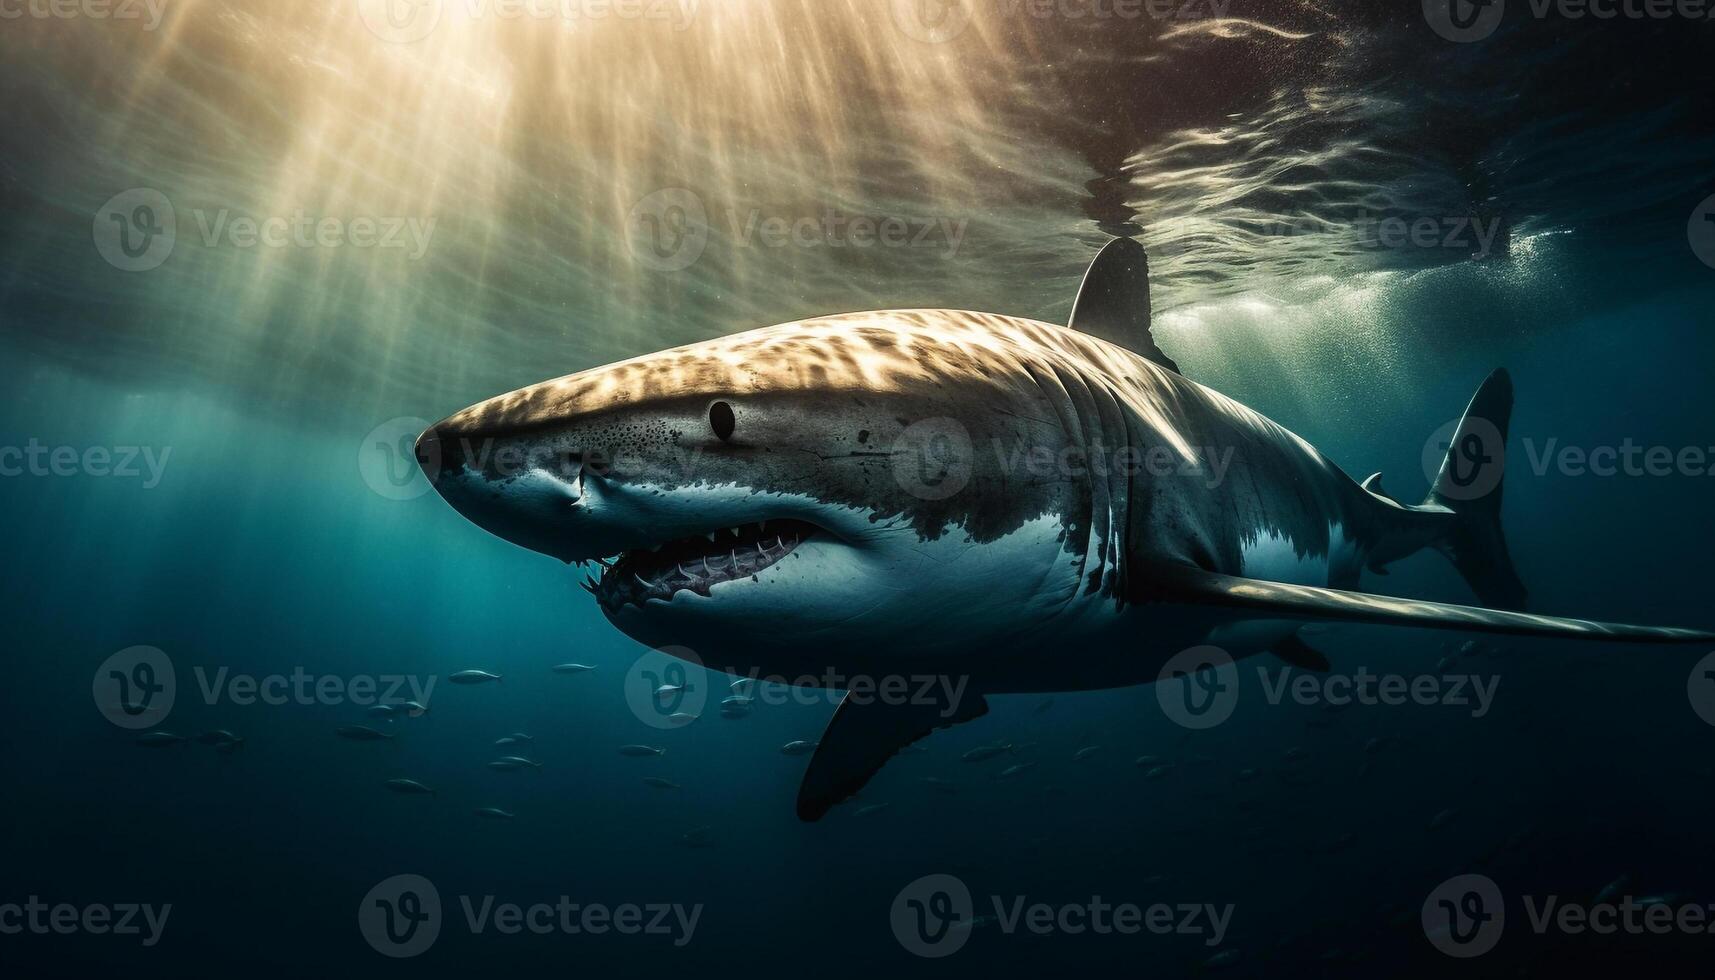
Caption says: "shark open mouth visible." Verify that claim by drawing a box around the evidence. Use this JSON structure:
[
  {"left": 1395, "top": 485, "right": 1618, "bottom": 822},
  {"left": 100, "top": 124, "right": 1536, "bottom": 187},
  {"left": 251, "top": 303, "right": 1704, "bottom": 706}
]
[{"left": 587, "top": 519, "right": 817, "bottom": 611}]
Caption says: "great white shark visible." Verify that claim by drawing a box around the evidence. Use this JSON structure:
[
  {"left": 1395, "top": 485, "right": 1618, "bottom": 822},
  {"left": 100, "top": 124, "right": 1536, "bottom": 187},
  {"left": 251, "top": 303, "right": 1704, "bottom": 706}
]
[{"left": 417, "top": 239, "right": 1712, "bottom": 820}]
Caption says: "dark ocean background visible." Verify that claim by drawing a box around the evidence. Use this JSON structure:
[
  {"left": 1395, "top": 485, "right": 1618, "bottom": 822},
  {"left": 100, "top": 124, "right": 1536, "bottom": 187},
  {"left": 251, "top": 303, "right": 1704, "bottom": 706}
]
[{"left": 3, "top": 1, "right": 1714, "bottom": 976}]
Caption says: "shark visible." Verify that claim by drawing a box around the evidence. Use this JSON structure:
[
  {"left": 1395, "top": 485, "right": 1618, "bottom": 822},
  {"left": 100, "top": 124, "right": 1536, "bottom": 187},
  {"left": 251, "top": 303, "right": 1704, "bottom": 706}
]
[{"left": 417, "top": 238, "right": 1713, "bottom": 820}]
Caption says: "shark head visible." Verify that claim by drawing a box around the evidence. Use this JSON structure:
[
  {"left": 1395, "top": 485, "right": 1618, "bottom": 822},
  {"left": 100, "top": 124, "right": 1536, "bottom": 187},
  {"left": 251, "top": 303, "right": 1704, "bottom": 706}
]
[{"left": 418, "top": 311, "right": 1118, "bottom": 673}]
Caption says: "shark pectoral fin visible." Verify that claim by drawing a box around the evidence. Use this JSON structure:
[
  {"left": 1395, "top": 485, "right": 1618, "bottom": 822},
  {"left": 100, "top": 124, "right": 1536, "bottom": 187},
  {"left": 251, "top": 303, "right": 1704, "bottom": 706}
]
[
  {"left": 796, "top": 686, "right": 989, "bottom": 823},
  {"left": 1067, "top": 238, "right": 1180, "bottom": 373},
  {"left": 1272, "top": 634, "right": 1332, "bottom": 672},
  {"left": 1147, "top": 565, "right": 1715, "bottom": 644}
]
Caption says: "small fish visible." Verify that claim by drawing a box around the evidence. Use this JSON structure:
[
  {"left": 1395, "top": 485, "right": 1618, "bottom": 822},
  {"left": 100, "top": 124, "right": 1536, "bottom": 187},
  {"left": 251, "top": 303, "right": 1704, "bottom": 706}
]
[
  {"left": 135, "top": 732, "right": 187, "bottom": 748},
  {"left": 400, "top": 701, "right": 429, "bottom": 718},
  {"left": 642, "top": 776, "right": 680, "bottom": 790},
  {"left": 780, "top": 740, "right": 818, "bottom": 756},
  {"left": 1594, "top": 875, "right": 1632, "bottom": 905},
  {"left": 1429, "top": 807, "right": 1456, "bottom": 830},
  {"left": 666, "top": 712, "right": 698, "bottom": 726},
  {"left": 720, "top": 695, "right": 754, "bottom": 706},
  {"left": 384, "top": 778, "right": 435, "bottom": 795},
  {"left": 1033, "top": 697, "right": 1054, "bottom": 715},
  {"left": 1236, "top": 768, "right": 1257, "bottom": 782},
  {"left": 1133, "top": 754, "right": 1159, "bottom": 768},
  {"left": 487, "top": 756, "right": 543, "bottom": 771},
  {"left": 336, "top": 726, "right": 395, "bottom": 741},
  {"left": 1283, "top": 746, "right": 1307, "bottom": 762},
  {"left": 552, "top": 663, "right": 596, "bottom": 674},
  {"left": 504, "top": 732, "right": 533, "bottom": 742},
  {"left": 729, "top": 678, "right": 755, "bottom": 693},
  {"left": 1072, "top": 745, "right": 1102, "bottom": 761},
  {"left": 367, "top": 704, "right": 401, "bottom": 719},
  {"left": 719, "top": 705, "right": 751, "bottom": 719},
  {"left": 961, "top": 744, "right": 1013, "bottom": 763},
  {"left": 450, "top": 670, "right": 502, "bottom": 684},
  {"left": 654, "top": 683, "right": 685, "bottom": 697},
  {"left": 495, "top": 736, "right": 523, "bottom": 747},
  {"left": 1204, "top": 949, "right": 1241, "bottom": 970},
  {"left": 854, "top": 803, "right": 891, "bottom": 817},
  {"left": 619, "top": 745, "right": 665, "bottom": 757},
  {"left": 195, "top": 730, "right": 243, "bottom": 747},
  {"left": 474, "top": 807, "right": 516, "bottom": 820},
  {"left": 950, "top": 914, "right": 998, "bottom": 933},
  {"left": 996, "top": 762, "right": 1035, "bottom": 780},
  {"left": 1142, "top": 765, "right": 1172, "bottom": 780}
]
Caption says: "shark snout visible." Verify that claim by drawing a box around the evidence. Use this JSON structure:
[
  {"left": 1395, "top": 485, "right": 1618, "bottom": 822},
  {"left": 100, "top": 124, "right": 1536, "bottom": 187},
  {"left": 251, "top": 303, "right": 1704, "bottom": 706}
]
[{"left": 415, "top": 415, "right": 594, "bottom": 563}]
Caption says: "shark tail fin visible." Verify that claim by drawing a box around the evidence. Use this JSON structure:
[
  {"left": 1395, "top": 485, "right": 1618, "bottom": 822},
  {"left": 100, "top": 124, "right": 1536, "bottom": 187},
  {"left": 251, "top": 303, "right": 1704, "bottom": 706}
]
[{"left": 1426, "top": 368, "right": 1528, "bottom": 611}]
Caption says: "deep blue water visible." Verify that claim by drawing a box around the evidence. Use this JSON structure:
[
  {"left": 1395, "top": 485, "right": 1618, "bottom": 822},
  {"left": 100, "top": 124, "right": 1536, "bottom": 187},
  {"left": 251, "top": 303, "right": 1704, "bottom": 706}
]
[{"left": 4, "top": 2, "right": 1715, "bottom": 977}]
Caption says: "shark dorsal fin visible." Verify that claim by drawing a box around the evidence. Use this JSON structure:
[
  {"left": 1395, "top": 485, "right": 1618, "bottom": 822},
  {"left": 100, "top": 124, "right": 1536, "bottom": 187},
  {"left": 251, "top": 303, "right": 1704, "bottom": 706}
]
[{"left": 1068, "top": 237, "right": 1179, "bottom": 374}]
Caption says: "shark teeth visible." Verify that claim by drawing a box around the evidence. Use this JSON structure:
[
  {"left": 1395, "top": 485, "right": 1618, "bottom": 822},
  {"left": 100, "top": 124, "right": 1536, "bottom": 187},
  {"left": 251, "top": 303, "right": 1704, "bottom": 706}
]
[{"left": 588, "top": 519, "right": 816, "bottom": 612}]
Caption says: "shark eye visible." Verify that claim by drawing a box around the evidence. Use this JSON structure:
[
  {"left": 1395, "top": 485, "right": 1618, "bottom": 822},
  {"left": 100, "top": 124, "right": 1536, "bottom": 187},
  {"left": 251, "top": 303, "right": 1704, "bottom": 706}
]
[{"left": 709, "top": 401, "right": 736, "bottom": 441}]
